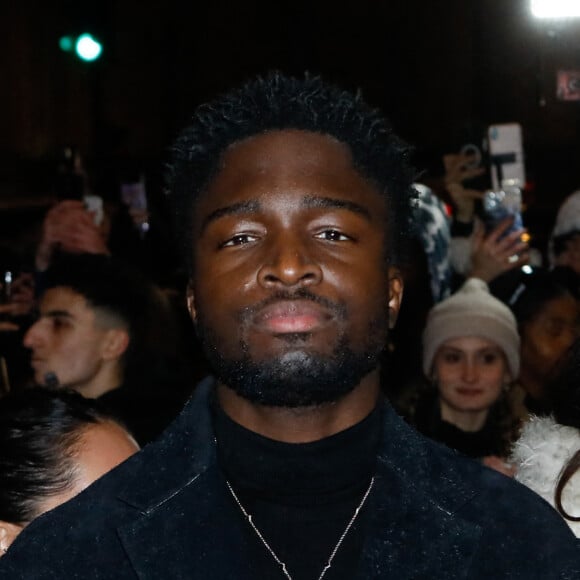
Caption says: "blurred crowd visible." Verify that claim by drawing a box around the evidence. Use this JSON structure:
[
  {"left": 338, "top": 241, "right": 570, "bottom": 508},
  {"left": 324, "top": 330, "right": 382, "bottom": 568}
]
[
  {"left": 1, "top": 138, "right": 580, "bottom": 556},
  {"left": 0, "top": 147, "right": 208, "bottom": 442},
  {"left": 386, "top": 151, "right": 580, "bottom": 535}
]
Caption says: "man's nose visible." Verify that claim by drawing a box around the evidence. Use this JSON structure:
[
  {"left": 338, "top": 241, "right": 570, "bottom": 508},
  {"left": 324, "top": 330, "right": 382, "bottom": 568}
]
[
  {"left": 257, "top": 233, "right": 323, "bottom": 289},
  {"left": 23, "top": 321, "right": 42, "bottom": 349}
]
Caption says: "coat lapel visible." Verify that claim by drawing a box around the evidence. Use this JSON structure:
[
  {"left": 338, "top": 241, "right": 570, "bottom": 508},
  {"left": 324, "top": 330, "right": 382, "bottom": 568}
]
[
  {"left": 116, "top": 467, "right": 261, "bottom": 580},
  {"left": 357, "top": 404, "right": 484, "bottom": 579},
  {"left": 359, "top": 465, "right": 482, "bottom": 579},
  {"left": 113, "top": 379, "right": 277, "bottom": 579},
  {"left": 112, "top": 378, "right": 249, "bottom": 580}
]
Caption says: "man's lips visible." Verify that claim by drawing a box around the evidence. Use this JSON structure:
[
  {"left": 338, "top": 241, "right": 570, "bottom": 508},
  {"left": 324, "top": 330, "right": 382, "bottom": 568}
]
[
  {"left": 252, "top": 301, "right": 332, "bottom": 334},
  {"left": 30, "top": 357, "right": 46, "bottom": 369}
]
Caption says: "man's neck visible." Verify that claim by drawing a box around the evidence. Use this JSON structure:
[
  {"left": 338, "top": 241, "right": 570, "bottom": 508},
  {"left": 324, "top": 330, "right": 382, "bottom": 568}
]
[
  {"left": 216, "top": 371, "right": 382, "bottom": 443},
  {"left": 72, "top": 365, "right": 124, "bottom": 399}
]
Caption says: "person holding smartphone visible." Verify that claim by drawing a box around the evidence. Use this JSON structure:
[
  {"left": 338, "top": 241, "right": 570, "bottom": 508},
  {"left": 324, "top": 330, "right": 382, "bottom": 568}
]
[{"left": 444, "top": 152, "right": 530, "bottom": 285}]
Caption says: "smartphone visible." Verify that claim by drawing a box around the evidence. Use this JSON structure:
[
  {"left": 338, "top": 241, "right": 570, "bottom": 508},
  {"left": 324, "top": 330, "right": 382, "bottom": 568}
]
[
  {"left": 487, "top": 123, "right": 525, "bottom": 190},
  {"left": 120, "top": 179, "right": 147, "bottom": 211},
  {"left": 459, "top": 142, "right": 491, "bottom": 191},
  {"left": 481, "top": 186, "right": 523, "bottom": 236},
  {"left": 83, "top": 195, "right": 104, "bottom": 226},
  {"left": 121, "top": 177, "right": 149, "bottom": 236}
]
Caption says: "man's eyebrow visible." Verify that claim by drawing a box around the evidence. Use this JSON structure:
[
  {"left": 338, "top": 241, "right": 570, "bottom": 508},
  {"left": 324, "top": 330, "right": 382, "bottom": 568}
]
[
  {"left": 199, "top": 195, "right": 372, "bottom": 233},
  {"left": 43, "top": 310, "right": 73, "bottom": 319},
  {"left": 200, "top": 200, "right": 261, "bottom": 233},
  {"left": 302, "top": 196, "right": 372, "bottom": 221}
]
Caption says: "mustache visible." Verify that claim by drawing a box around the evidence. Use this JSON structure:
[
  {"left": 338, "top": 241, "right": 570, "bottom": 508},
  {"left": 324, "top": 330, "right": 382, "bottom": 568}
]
[{"left": 238, "top": 288, "right": 347, "bottom": 322}]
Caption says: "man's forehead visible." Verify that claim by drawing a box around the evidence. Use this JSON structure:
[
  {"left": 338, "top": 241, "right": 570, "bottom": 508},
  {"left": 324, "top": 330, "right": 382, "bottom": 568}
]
[
  {"left": 197, "top": 130, "right": 383, "bottom": 210},
  {"left": 41, "top": 287, "right": 90, "bottom": 314}
]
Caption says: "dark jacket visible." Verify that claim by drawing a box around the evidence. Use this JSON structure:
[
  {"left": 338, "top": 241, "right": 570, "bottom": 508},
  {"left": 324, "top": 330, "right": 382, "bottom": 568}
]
[
  {"left": 98, "top": 381, "right": 186, "bottom": 446},
  {"left": 1, "top": 379, "right": 579, "bottom": 579}
]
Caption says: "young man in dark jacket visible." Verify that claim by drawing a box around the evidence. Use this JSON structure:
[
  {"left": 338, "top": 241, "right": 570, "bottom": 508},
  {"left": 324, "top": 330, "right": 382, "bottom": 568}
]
[{"left": 1, "top": 73, "right": 578, "bottom": 579}]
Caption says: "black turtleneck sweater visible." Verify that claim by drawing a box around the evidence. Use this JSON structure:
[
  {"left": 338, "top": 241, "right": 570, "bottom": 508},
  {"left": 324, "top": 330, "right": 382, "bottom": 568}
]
[
  {"left": 213, "top": 401, "right": 382, "bottom": 580},
  {"left": 413, "top": 391, "right": 507, "bottom": 458}
]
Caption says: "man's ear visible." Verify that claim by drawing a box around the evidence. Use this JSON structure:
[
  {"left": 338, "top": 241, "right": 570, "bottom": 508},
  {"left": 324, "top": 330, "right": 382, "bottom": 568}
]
[
  {"left": 0, "top": 521, "right": 23, "bottom": 555},
  {"left": 388, "top": 267, "right": 404, "bottom": 329},
  {"left": 102, "top": 328, "right": 130, "bottom": 361},
  {"left": 186, "top": 283, "right": 197, "bottom": 323}
]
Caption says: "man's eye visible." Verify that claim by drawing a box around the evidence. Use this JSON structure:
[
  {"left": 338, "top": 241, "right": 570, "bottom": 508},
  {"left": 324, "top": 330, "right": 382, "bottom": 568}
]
[
  {"left": 314, "top": 230, "right": 350, "bottom": 242},
  {"left": 222, "top": 234, "right": 258, "bottom": 247},
  {"left": 51, "top": 318, "right": 68, "bottom": 331}
]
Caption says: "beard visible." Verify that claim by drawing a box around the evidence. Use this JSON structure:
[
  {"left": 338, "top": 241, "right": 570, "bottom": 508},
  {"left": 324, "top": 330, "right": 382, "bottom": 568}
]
[{"left": 195, "top": 292, "right": 389, "bottom": 408}]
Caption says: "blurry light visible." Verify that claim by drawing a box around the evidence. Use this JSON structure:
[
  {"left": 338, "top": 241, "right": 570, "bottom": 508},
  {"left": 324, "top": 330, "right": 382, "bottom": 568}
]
[
  {"left": 522, "top": 265, "right": 534, "bottom": 274},
  {"left": 59, "top": 35, "right": 74, "bottom": 52},
  {"left": 520, "top": 232, "right": 531, "bottom": 243},
  {"left": 75, "top": 33, "right": 103, "bottom": 62},
  {"left": 531, "top": 0, "right": 580, "bottom": 18}
]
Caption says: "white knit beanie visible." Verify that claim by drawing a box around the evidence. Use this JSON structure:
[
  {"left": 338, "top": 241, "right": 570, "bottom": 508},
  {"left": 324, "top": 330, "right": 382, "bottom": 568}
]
[
  {"left": 552, "top": 190, "right": 580, "bottom": 238},
  {"left": 422, "top": 278, "right": 520, "bottom": 378},
  {"left": 549, "top": 191, "right": 580, "bottom": 266}
]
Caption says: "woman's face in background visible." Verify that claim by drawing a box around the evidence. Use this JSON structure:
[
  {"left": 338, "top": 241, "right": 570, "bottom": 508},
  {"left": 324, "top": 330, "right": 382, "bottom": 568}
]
[
  {"left": 433, "top": 336, "right": 511, "bottom": 416},
  {"left": 520, "top": 293, "right": 580, "bottom": 394},
  {"left": 554, "top": 234, "right": 580, "bottom": 274}
]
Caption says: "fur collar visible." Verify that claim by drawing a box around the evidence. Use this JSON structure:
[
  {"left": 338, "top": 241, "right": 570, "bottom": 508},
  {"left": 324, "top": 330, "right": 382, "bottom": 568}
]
[{"left": 510, "top": 415, "right": 580, "bottom": 537}]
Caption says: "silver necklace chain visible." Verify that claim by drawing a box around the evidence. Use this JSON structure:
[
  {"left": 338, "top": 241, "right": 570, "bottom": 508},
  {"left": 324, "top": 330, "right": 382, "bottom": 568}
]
[{"left": 226, "top": 476, "right": 375, "bottom": 580}]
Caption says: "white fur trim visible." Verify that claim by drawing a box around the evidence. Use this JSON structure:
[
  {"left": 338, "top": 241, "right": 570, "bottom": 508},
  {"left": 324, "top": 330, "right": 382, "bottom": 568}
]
[{"left": 510, "top": 416, "right": 580, "bottom": 537}]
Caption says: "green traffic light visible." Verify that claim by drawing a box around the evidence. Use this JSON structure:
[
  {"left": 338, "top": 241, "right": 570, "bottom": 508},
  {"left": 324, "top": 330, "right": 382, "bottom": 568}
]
[{"left": 75, "top": 33, "right": 103, "bottom": 62}]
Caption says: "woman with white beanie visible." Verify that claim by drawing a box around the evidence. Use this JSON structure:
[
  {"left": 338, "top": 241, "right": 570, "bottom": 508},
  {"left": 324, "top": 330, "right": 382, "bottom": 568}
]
[{"left": 407, "top": 277, "right": 520, "bottom": 472}]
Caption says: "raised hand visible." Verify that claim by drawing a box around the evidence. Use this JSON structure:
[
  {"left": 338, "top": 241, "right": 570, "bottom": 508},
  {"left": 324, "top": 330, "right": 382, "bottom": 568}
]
[
  {"left": 36, "top": 200, "right": 109, "bottom": 271},
  {"left": 469, "top": 218, "right": 529, "bottom": 282}
]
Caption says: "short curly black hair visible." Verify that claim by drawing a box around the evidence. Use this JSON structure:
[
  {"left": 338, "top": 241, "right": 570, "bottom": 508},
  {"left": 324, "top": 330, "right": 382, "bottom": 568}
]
[{"left": 165, "top": 72, "right": 416, "bottom": 275}]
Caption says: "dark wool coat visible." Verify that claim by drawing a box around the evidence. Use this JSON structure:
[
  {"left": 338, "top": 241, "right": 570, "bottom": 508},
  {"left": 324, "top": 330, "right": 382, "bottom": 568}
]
[{"left": 1, "top": 378, "right": 579, "bottom": 579}]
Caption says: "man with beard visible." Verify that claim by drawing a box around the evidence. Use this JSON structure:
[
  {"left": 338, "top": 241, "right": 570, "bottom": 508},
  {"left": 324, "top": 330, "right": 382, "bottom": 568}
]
[{"left": 1, "top": 73, "right": 578, "bottom": 579}]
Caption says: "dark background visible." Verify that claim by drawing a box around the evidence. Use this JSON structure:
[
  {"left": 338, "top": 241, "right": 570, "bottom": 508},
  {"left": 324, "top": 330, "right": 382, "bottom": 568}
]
[{"left": 2, "top": 0, "right": 580, "bottom": 255}]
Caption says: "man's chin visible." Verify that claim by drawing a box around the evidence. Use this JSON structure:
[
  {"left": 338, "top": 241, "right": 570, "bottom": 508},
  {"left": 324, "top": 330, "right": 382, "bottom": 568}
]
[
  {"left": 222, "top": 380, "right": 357, "bottom": 409},
  {"left": 197, "top": 311, "right": 387, "bottom": 408},
  {"left": 214, "top": 350, "right": 378, "bottom": 409}
]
